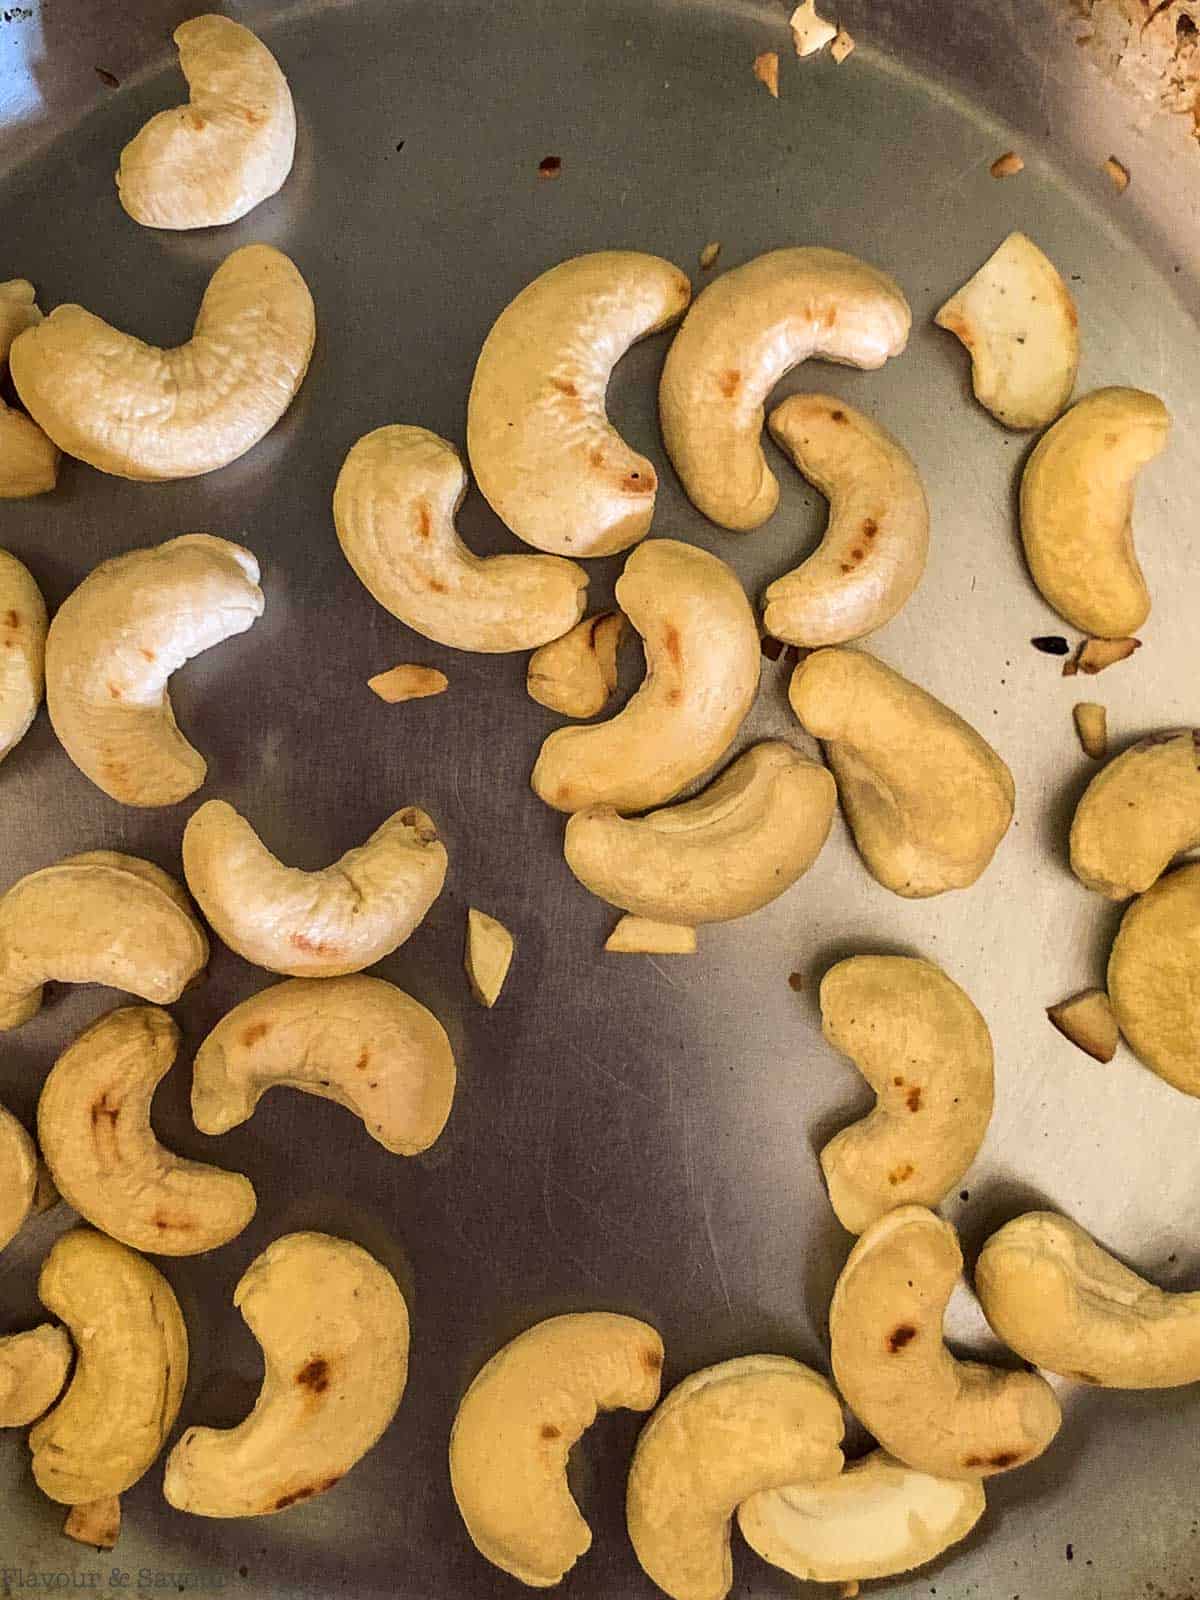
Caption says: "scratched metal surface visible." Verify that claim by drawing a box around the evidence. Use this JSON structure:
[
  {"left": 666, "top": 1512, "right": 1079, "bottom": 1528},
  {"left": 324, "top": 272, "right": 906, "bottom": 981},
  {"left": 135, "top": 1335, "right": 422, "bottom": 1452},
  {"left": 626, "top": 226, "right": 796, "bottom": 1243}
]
[{"left": 1, "top": 1, "right": 1199, "bottom": 1596}]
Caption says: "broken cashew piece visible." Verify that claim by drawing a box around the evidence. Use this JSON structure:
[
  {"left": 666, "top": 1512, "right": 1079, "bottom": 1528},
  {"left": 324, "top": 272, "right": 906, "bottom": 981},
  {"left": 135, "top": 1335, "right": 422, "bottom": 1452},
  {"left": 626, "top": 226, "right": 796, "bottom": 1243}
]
[
  {"left": 763, "top": 394, "right": 929, "bottom": 647},
  {"left": 450, "top": 1312, "right": 664, "bottom": 1586},
  {"left": 46, "top": 535, "right": 264, "bottom": 806},
  {"left": 830, "top": 1206, "right": 1062, "bottom": 1480},
  {"left": 1070, "top": 729, "right": 1200, "bottom": 900},
  {"left": 1072, "top": 702, "right": 1107, "bottom": 761},
  {"left": 64, "top": 1496, "right": 121, "bottom": 1550},
  {"left": 0, "top": 1097, "right": 38, "bottom": 1251},
  {"left": 117, "top": 16, "right": 295, "bottom": 229},
  {"left": 468, "top": 251, "right": 692, "bottom": 557},
  {"left": 0, "top": 1324, "right": 72, "bottom": 1426},
  {"left": 182, "top": 800, "right": 447, "bottom": 977},
  {"left": 0, "top": 551, "right": 48, "bottom": 762},
  {"left": 367, "top": 664, "right": 448, "bottom": 703},
  {"left": 606, "top": 917, "right": 697, "bottom": 955},
  {"left": 527, "top": 612, "right": 626, "bottom": 718},
  {"left": 659, "top": 248, "right": 910, "bottom": 531},
  {"left": 626, "top": 1356, "right": 844, "bottom": 1600},
  {"left": 790, "top": 0, "right": 837, "bottom": 55},
  {"left": 164, "top": 1231, "right": 407, "bottom": 1517},
  {"left": 1107, "top": 863, "right": 1200, "bottom": 1097},
  {"left": 0, "top": 281, "right": 58, "bottom": 498},
  {"left": 464, "top": 909, "right": 513, "bottom": 1008},
  {"left": 1047, "top": 989, "right": 1119, "bottom": 1063},
  {"left": 10, "top": 244, "right": 315, "bottom": 481}
]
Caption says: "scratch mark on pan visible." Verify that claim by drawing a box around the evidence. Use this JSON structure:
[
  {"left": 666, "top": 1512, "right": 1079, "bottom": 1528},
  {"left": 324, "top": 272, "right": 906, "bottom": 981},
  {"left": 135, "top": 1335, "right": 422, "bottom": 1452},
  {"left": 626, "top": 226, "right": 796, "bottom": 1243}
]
[
  {"left": 644, "top": 957, "right": 681, "bottom": 991},
  {"left": 540, "top": 1150, "right": 602, "bottom": 1285},
  {"left": 699, "top": 1185, "right": 733, "bottom": 1318},
  {"left": 569, "top": 1044, "right": 653, "bottom": 1104}
]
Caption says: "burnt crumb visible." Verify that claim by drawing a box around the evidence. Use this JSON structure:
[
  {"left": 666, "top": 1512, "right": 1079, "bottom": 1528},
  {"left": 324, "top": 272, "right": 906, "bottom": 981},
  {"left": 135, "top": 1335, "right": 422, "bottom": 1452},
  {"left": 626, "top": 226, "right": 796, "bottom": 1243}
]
[
  {"left": 787, "top": 971, "right": 804, "bottom": 992},
  {"left": 1032, "top": 635, "right": 1070, "bottom": 656},
  {"left": 537, "top": 155, "right": 562, "bottom": 179},
  {"left": 395, "top": 140, "right": 405, "bottom": 151},
  {"left": 238, "top": 1569, "right": 248, "bottom": 1581},
  {"left": 959, "top": 1190, "right": 969, "bottom": 1202},
  {"left": 94, "top": 66, "right": 120, "bottom": 87},
  {"left": 1066, "top": 1545, "right": 1074, "bottom": 1562},
  {"left": 887, "top": 1323, "right": 917, "bottom": 1353}
]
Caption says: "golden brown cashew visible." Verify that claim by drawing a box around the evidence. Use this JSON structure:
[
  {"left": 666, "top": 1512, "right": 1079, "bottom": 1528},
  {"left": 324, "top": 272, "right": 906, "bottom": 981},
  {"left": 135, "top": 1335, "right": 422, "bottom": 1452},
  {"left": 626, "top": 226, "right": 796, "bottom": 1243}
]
[
  {"left": 10, "top": 245, "right": 315, "bottom": 481},
  {"left": 0, "top": 1098, "right": 38, "bottom": 1251},
  {"left": 0, "top": 552, "right": 47, "bottom": 763},
  {"left": 0, "top": 1325, "right": 72, "bottom": 1427},
  {"left": 46, "top": 535, "right": 265, "bottom": 807},
  {"left": 467, "top": 252, "right": 692, "bottom": 557},
  {"left": 1070, "top": 730, "right": 1200, "bottom": 900},
  {"left": 1107, "top": 863, "right": 1200, "bottom": 1097},
  {"left": 659, "top": 248, "right": 910, "bottom": 531},
  {"left": 0, "top": 281, "right": 58, "bottom": 498},
  {"left": 117, "top": 16, "right": 295, "bottom": 229}
]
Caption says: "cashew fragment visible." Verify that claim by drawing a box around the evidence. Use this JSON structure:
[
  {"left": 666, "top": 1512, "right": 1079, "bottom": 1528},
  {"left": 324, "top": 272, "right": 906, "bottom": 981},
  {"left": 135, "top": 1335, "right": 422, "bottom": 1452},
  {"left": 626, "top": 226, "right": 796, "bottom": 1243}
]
[
  {"left": 0, "top": 552, "right": 47, "bottom": 763},
  {"left": 527, "top": 612, "right": 626, "bottom": 718},
  {"left": 627, "top": 1356, "right": 844, "bottom": 1600},
  {"left": 0, "top": 1325, "right": 72, "bottom": 1426},
  {"left": 366, "top": 665, "right": 448, "bottom": 703},
  {"left": 1072, "top": 701, "right": 1108, "bottom": 760},
  {"left": 1107, "top": 863, "right": 1200, "bottom": 1097},
  {"left": 30, "top": 1228, "right": 188, "bottom": 1503},
  {"left": 1047, "top": 989, "right": 1119, "bottom": 1063},
  {"left": 117, "top": 16, "right": 295, "bottom": 229},
  {"left": 64, "top": 1496, "right": 120, "bottom": 1550},
  {"left": 0, "top": 281, "right": 58, "bottom": 499},
  {"left": 532, "top": 540, "right": 759, "bottom": 814},
  {"left": 164, "top": 1231, "right": 408, "bottom": 1517},
  {"left": 1020, "top": 387, "right": 1170, "bottom": 638},
  {"left": 763, "top": 395, "right": 929, "bottom": 647},
  {"left": 467, "top": 252, "right": 692, "bottom": 557},
  {"left": 789, "top": 649, "right": 1014, "bottom": 897},
  {"left": 46, "top": 535, "right": 264, "bottom": 807},
  {"left": 334, "top": 426, "right": 587, "bottom": 653},
  {"left": 0, "top": 1098, "right": 37, "bottom": 1251},
  {"left": 10, "top": 245, "right": 315, "bottom": 481},
  {"left": 605, "top": 917, "right": 697, "bottom": 954},
  {"left": 1070, "top": 730, "right": 1200, "bottom": 900},
  {"left": 660, "top": 249, "right": 910, "bottom": 531},
  {"left": 564, "top": 742, "right": 835, "bottom": 924},
  {"left": 464, "top": 909, "right": 513, "bottom": 1008},
  {"left": 182, "top": 800, "right": 447, "bottom": 977},
  {"left": 830, "top": 1207, "right": 1061, "bottom": 1480},
  {"left": 451, "top": 1312, "right": 663, "bottom": 1586},
  {"left": 790, "top": 0, "right": 837, "bottom": 54}
]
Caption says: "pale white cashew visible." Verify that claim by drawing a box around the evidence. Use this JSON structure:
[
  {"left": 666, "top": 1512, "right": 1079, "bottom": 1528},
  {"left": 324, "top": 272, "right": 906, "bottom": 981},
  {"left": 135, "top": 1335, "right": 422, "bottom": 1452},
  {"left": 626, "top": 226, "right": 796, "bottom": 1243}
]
[
  {"left": 38, "top": 1005, "right": 256, "bottom": 1255},
  {"left": 819, "top": 956, "right": 994, "bottom": 1234},
  {"left": 1019, "top": 387, "right": 1170, "bottom": 638},
  {"left": 564, "top": 742, "right": 836, "bottom": 924},
  {"left": 164, "top": 1231, "right": 408, "bottom": 1517},
  {"left": 450, "top": 1312, "right": 663, "bottom": 1586},
  {"left": 830, "top": 1206, "right": 1061, "bottom": 1480},
  {"left": 192, "top": 976, "right": 456, "bottom": 1155},
  {"left": 532, "top": 540, "right": 759, "bottom": 814},
  {"left": 626, "top": 1356, "right": 844, "bottom": 1600},
  {"left": 46, "top": 535, "right": 264, "bottom": 807},
  {"left": 659, "top": 248, "right": 910, "bottom": 531},
  {"left": 0, "top": 1325, "right": 72, "bottom": 1427},
  {"left": 605, "top": 917, "right": 697, "bottom": 954},
  {"left": 763, "top": 394, "right": 929, "bottom": 647},
  {"left": 0, "top": 280, "right": 58, "bottom": 499},
  {"left": 334, "top": 426, "right": 587, "bottom": 652},
  {"left": 30, "top": 1228, "right": 188, "bottom": 1503},
  {"left": 789, "top": 649, "right": 1015, "bottom": 897},
  {"left": 0, "top": 1097, "right": 38, "bottom": 1251},
  {"left": 0, "top": 850, "right": 208, "bottom": 1031},
  {"left": 467, "top": 251, "right": 692, "bottom": 557},
  {"left": 182, "top": 800, "right": 447, "bottom": 977},
  {"left": 117, "top": 16, "right": 295, "bottom": 230},
  {"left": 10, "top": 244, "right": 315, "bottom": 481},
  {"left": 464, "top": 908, "right": 513, "bottom": 1008},
  {"left": 1107, "top": 862, "right": 1200, "bottom": 1097},
  {"left": 0, "top": 552, "right": 47, "bottom": 763},
  {"left": 1070, "top": 729, "right": 1200, "bottom": 900},
  {"left": 527, "top": 612, "right": 626, "bottom": 718}
]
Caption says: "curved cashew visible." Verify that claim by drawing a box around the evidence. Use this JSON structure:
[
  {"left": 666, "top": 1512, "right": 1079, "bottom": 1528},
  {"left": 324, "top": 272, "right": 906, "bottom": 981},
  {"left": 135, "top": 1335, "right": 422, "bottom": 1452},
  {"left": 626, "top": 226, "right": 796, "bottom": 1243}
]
[
  {"left": 532, "top": 540, "right": 759, "bottom": 814},
  {"left": 117, "top": 16, "right": 295, "bottom": 230},
  {"left": 0, "top": 281, "right": 58, "bottom": 499},
  {"left": 819, "top": 956, "right": 994, "bottom": 1234},
  {"left": 46, "top": 535, "right": 264, "bottom": 807},
  {"left": 193, "top": 976, "right": 455, "bottom": 1155},
  {"left": 659, "top": 248, "right": 910, "bottom": 531},
  {"left": 563, "top": 742, "right": 835, "bottom": 924},
  {"left": 763, "top": 395, "right": 929, "bottom": 646},
  {"left": 626, "top": 1356, "right": 844, "bottom": 1600},
  {"left": 182, "top": 801, "right": 447, "bottom": 976},
  {"left": 0, "top": 1098, "right": 38, "bottom": 1251},
  {"left": 450, "top": 1312, "right": 663, "bottom": 1585},
  {"left": 1070, "top": 729, "right": 1200, "bottom": 900},
  {"left": 30, "top": 1228, "right": 188, "bottom": 1503},
  {"left": 38, "top": 1006, "right": 256, "bottom": 1255},
  {"left": 1019, "top": 387, "right": 1170, "bottom": 638},
  {"left": 789, "top": 649, "right": 1014, "bottom": 897},
  {"left": 0, "top": 1325, "right": 72, "bottom": 1427},
  {"left": 0, "top": 551, "right": 47, "bottom": 763},
  {"left": 333, "top": 425, "right": 586, "bottom": 652},
  {"left": 467, "top": 252, "right": 692, "bottom": 557},
  {"left": 10, "top": 244, "right": 315, "bottom": 481},
  {"left": 830, "top": 1206, "right": 1061, "bottom": 1480},
  {"left": 164, "top": 1231, "right": 408, "bottom": 1517},
  {"left": 527, "top": 612, "right": 626, "bottom": 718},
  {"left": 1107, "top": 863, "right": 1200, "bottom": 1097},
  {"left": 0, "top": 850, "right": 208, "bottom": 1030}
]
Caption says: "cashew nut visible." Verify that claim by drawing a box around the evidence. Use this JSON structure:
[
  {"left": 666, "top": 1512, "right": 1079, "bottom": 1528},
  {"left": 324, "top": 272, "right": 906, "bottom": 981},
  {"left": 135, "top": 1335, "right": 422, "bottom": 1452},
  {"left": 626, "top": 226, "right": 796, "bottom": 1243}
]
[
  {"left": 789, "top": 649, "right": 1015, "bottom": 897},
  {"left": 116, "top": 16, "right": 295, "bottom": 229},
  {"left": 63, "top": 1497, "right": 120, "bottom": 1550},
  {"left": 450, "top": 1312, "right": 664, "bottom": 1586},
  {"left": 0, "top": 1098, "right": 39, "bottom": 1251},
  {"left": 1107, "top": 863, "right": 1200, "bottom": 1097},
  {"left": 0, "top": 1325, "right": 72, "bottom": 1427},
  {"left": 464, "top": 908, "right": 513, "bottom": 1008},
  {"left": 564, "top": 742, "right": 836, "bottom": 924},
  {"left": 46, "top": 535, "right": 265, "bottom": 807},
  {"left": 532, "top": 540, "right": 759, "bottom": 814},
  {"left": 182, "top": 800, "right": 447, "bottom": 976},
  {"left": 605, "top": 917, "right": 697, "bottom": 954},
  {"left": 192, "top": 976, "right": 455, "bottom": 1155},
  {"left": 527, "top": 612, "right": 626, "bottom": 718},
  {"left": 30, "top": 1228, "right": 188, "bottom": 1503},
  {"left": 830, "top": 1206, "right": 1061, "bottom": 1480},
  {"left": 334, "top": 426, "right": 587, "bottom": 652},
  {"left": 819, "top": 956, "right": 994, "bottom": 1234},
  {"left": 0, "top": 281, "right": 58, "bottom": 498},
  {"left": 763, "top": 395, "right": 929, "bottom": 646},
  {"left": 626, "top": 1356, "right": 844, "bottom": 1600},
  {"left": 10, "top": 244, "right": 315, "bottom": 481},
  {"left": 1047, "top": 989, "right": 1119, "bottom": 1064},
  {"left": 1070, "top": 729, "right": 1200, "bottom": 900},
  {"left": 1019, "top": 387, "right": 1170, "bottom": 638},
  {"left": 467, "top": 252, "right": 692, "bottom": 557},
  {"left": 0, "top": 551, "right": 47, "bottom": 763},
  {"left": 659, "top": 248, "right": 910, "bottom": 531}
]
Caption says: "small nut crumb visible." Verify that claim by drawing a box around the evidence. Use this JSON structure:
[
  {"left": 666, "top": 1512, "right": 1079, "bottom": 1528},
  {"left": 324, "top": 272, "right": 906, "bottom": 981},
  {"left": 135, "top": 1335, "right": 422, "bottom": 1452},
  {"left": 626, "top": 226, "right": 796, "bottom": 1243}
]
[
  {"left": 1072, "top": 701, "right": 1108, "bottom": 760},
  {"left": 1047, "top": 989, "right": 1120, "bottom": 1063},
  {"left": 606, "top": 916, "right": 697, "bottom": 955},
  {"left": 990, "top": 150, "right": 1025, "bottom": 178},
  {"left": 787, "top": 971, "right": 804, "bottom": 992},
  {"left": 699, "top": 241, "right": 722, "bottom": 272},
  {"left": 537, "top": 155, "right": 562, "bottom": 180},
  {"left": 830, "top": 27, "right": 855, "bottom": 63},
  {"left": 753, "top": 50, "right": 780, "bottom": 97},
  {"left": 367, "top": 664, "right": 448, "bottom": 703},
  {"left": 790, "top": 0, "right": 837, "bottom": 56},
  {"left": 1070, "top": 637, "right": 1141, "bottom": 676},
  {"left": 1032, "top": 634, "right": 1070, "bottom": 656},
  {"left": 1104, "top": 155, "right": 1130, "bottom": 192}
]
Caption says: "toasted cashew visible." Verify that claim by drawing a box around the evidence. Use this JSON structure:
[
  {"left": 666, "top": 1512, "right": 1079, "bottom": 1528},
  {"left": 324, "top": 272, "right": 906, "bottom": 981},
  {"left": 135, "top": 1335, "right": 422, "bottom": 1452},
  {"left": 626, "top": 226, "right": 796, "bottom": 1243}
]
[
  {"left": 10, "top": 245, "right": 315, "bottom": 481},
  {"left": 1108, "top": 863, "right": 1200, "bottom": 1097},
  {"left": 334, "top": 426, "right": 587, "bottom": 652},
  {"left": 0, "top": 1099, "right": 38, "bottom": 1251},
  {"left": 117, "top": 16, "right": 295, "bottom": 229},
  {"left": 1047, "top": 989, "right": 1119, "bottom": 1063},
  {"left": 1070, "top": 730, "right": 1200, "bottom": 900},
  {"left": 467, "top": 252, "right": 692, "bottom": 557},
  {"left": 659, "top": 248, "right": 910, "bottom": 531},
  {"left": 366, "top": 664, "right": 448, "bottom": 703},
  {"left": 0, "top": 280, "right": 58, "bottom": 499},
  {"left": 527, "top": 612, "right": 626, "bottom": 718},
  {"left": 0, "top": 552, "right": 47, "bottom": 762},
  {"left": 605, "top": 917, "right": 697, "bottom": 954},
  {"left": 0, "top": 1325, "right": 72, "bottom": 1427},
  {"left": 63, "top": 1496, "right": 120, "bottom": 1550},
  {"left": 183, "top": 800, "right": 447, "bottom": 977}
]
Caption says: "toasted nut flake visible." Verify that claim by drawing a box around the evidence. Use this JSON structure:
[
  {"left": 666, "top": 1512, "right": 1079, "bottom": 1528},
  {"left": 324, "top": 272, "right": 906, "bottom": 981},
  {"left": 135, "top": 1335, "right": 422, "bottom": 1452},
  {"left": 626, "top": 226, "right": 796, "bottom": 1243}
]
[
  {"left": 1075, "top": 637, "right": 1141, "bottom": 675},
  {"left": 537, "top": 156, "right": 562, "bottom": 179},
  {"left": 1104, "top": 156, "right": 1130, "bottom": 192},
  {"left": 699, "top": 241, "right": 722, "bottom": 272},
  {"left": 64, "top": 1497, "right": 120, "bottom": 1550},
  {"left": 466, "top": 909, "right": 514, "bottom": 1007},
  {"left": 1047, "top": 989, "right": 1119, "bottom": 1063},
  {"left": 367, "top": 664, "right": 449, "bottom": 703},
  {"left": 990, "top": 151, "right": 1025, "bottom": 178},
  {"left": 605, "top": 916, "right": 697, "bottom": 955},
  {"left": 754, "top": 50, "right": 780, "bottom": 96},
  {"left": 790, "top": 0, "right": 837, "bottom": 56},
  {"left": 830, "top": 28, "right": 855, "bottom": 63},
  {"left": 1073, "top": 702, "right": 1108, "bottom": 760}
]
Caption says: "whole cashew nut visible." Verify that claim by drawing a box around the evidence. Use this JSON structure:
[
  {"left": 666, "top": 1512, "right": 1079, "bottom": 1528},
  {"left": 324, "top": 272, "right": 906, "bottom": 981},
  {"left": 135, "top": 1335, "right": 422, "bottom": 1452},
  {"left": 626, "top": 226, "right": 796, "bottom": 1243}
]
[
  {"left": 0, "top": 281, "right": 58, "bottom": 498},
  {"left": 0, "top": 551, "right": 47, "bottom": 764},
  {"left": 0, "top": 1325, "right": 72, "bottom": 1427},
  {"left": 0, "top": 1098, "right": 38, "bottom": 1252},
  {"left": 1070, "top": 729, "right": 1200, "bottom": 900},
  {"left": 1107, "top": 862, "right": 1200, "bottom": 1097}
]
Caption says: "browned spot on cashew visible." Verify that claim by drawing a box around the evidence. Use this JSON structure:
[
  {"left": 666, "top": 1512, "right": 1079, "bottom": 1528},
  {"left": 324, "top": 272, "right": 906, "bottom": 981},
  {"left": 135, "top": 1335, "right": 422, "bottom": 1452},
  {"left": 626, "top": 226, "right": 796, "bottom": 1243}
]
[
  {"left": 551, "top": 378, "right": 578, "bottom": 398},
  {"left": 4, "top": 610, "right": 19, "bottom": 628},
  {"left": 663, "top": 625, "right": 682, "bottom": 667},
  {"left": 296, "top": 1356, "right": 330, "bottom": 1394},
  {"left": 718, "top": 369, "right": 741, "bottom": 399},
  {"left": 273, "top": 1475, "right": 340, "bottom": 1511},
  {"left": 905, "top": 1086, "right": 922, "bottom": 1113},
  {"left": 415, "top": 500, "right": 432, "bottom": 539},
  {"left": 887, "top": 1324, "right": 917, "bottom": 1353},
  {"left": 90, "top": 1095, "right": 120, "bottom": 1128},
  {"left": 107, "top": 682, "right": 121, "bottom": 700},
  {"left": 290, "top": 933, "right": 337, "bottom": 956},
  {"left": 540, "top": 1423, "right": 561, "bottom": 1439},
  {"left": 241, "top": 1021, "right": 270, "bottom": 1046},
  {"left": 354, "top": 1046, "right": 371, "bottom": 1072},
  {"left": 888, "top": 1162, "right": 915, "bottom": 1186}
]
